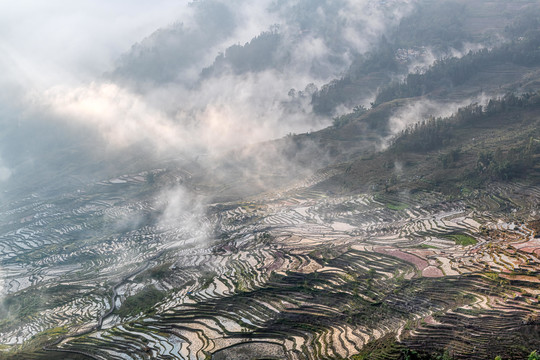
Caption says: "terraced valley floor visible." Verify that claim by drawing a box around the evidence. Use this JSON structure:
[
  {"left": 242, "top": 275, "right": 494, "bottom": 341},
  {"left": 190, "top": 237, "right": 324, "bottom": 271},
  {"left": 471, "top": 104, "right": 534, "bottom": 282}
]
[{"left": 0, "top": 168, "right": 538, "bottom": 360}]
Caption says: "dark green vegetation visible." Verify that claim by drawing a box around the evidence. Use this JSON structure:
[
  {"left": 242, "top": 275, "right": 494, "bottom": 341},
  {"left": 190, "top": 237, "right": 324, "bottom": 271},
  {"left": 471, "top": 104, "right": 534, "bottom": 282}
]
[
  {"left": 321, "top": 94, "right": 540, "bottom": 195},
  {"left": 312, "top": 0, "right": 540, "bottom": 115},
  {"left": 201, "top": 31, "right": 282, "bottom": 77},
  {"left": 373, "top": 36, "right": 540, "bottom": 106},
  {"left": 350, "top": 334, "right": 462, "bottom": 360},
  {"left": 116, "top": 286, "right": 166, "bottom": 318},
  {"left": 443, "top": 233, "right": 477, "bottom": 246},
  {"left": 391, "top": 2, "right": 468, "bottom": 49}
]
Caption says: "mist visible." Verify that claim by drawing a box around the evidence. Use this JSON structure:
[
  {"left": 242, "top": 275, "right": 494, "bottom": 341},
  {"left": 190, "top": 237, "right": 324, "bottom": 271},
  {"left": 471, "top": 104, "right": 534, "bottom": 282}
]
[
  {"left": 0, "top": 0, "right": 189, "bottom": 87},
  {"left": 0, "top": 0, "right": 420, "bottom": 197}
]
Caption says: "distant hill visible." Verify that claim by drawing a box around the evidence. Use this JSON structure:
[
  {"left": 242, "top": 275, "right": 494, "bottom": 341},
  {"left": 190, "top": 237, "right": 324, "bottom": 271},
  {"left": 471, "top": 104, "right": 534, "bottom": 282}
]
[{"left": 311, "top": 0, "right": 540, "bottom": 115}]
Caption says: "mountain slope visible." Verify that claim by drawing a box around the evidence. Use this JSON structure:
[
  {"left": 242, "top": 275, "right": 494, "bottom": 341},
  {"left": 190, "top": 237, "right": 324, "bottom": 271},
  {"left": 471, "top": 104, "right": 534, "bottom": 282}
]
[{"left": 2, "top": 1, "right": 540, "bottom": 360}]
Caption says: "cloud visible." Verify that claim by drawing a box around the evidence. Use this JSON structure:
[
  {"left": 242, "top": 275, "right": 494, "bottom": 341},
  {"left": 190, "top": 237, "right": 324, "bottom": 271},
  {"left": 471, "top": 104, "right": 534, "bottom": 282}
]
[
  {"left": 88, "top": 0, "right": 418, "bottom": 156},
  {"left": 0, "top": 0, "right": 423, "bottom": 192},
  {"left": 340, "top": 0, "right": 415, "bottom": 50},
  {"left": 111, "top": 1, "right": 243, "bottom": 87},
  {"left": 155, "top": 186, "right": 209, "bottom": 244},
  {"left": 36, "top": 69, "right": 329, "bottom": 164},
  {"left": 42, "top": 82, "right": 188, "bottom": 153},
  {"left": 0, "top": 158, "right": 11, "bottom": 182},
  {"left": 111, "top": 0, "right": 419, "bottom": 89},
  {"left": 0, "top": 0, "right": 190, "bottom": 88}
]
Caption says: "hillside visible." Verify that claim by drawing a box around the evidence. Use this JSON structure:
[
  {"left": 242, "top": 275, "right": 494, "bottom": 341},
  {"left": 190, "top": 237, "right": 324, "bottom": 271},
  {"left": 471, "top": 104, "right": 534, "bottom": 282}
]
[
  {"left": 321, "top": 94, "right": 540, "bottom": 195},
  {"left": 312, "top": 0, "right": 540, "bottom": 115},
  {"left": 1, "top": 1, "right": 540, "bottom": 360}
]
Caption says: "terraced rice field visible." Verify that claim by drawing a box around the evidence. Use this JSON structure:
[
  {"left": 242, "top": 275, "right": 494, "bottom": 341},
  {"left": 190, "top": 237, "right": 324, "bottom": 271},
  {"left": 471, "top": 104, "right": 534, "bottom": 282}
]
[{"left": 0, "top": 170, "right": 538, "bottom": 359}]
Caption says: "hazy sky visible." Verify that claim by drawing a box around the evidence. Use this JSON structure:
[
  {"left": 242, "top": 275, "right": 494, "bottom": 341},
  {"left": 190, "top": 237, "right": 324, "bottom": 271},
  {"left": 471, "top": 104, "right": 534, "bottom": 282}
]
[{"left": 0, "top": 0, "right": 188, "bottom": 87}]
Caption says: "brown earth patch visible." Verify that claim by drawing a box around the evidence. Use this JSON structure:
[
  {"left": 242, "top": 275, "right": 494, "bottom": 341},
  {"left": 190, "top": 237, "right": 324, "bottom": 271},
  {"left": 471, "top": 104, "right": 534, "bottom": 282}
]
[{"left": 374, "top": 247, "right": 429, "bottom": 271}]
